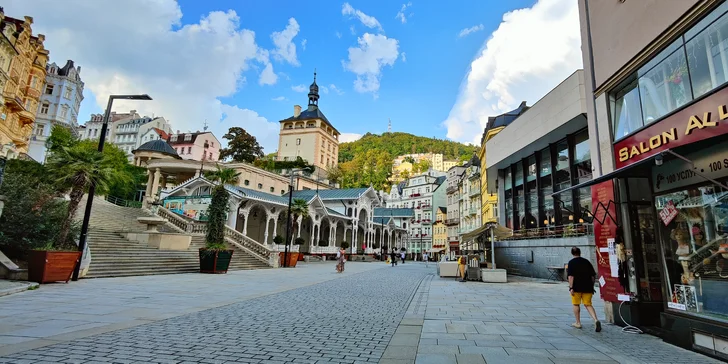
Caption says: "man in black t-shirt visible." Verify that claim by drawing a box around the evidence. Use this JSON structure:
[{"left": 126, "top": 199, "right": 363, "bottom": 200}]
[{"left": 567, "top": 247, "right": 602, "bottom": 332}]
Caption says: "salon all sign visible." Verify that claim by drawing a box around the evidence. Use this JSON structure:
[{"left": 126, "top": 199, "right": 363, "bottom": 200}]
[{"left": 614, "top": 86, "right": 728, "bottom": 169}]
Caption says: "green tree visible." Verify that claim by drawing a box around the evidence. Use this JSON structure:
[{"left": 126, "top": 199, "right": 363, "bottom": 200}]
[
  {"left": 46, "top": 125, "right": 76, "bottom": 154},
  {"left": 325, "top": 164, "right": 344, "bottom": 185},
  {"left": 289, "top": 198, "right": 309, "bottom": 243},
  {"left": 47, "top": 144, "right": 130, "bottom": 249},
  {"left": 204, "top": 166, "right": 241, "bottom": 249},
  {"left": 219, "top": 127, "right": 264, "bottom": 163}
]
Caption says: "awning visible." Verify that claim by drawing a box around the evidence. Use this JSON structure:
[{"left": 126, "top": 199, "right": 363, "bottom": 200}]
[
  {"left": 427, "top": 248, "right": 445, "bottom": 253},
  {"left": 461, "top": 222, "right": 513, "bottom": 241},
  {"left": 550, "top": 150, "right": 660, "bottom": 197}
]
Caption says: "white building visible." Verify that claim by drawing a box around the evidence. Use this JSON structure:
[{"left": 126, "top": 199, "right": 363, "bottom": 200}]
[
  {"left": 386, "top": 169, "right": 447, "bottom": 255},
  {"left": 445, "top": 164, "right": 466, "bottom": 257},
  {"left": 27, "top": 60, "right": 84, "bottom": 162},
  {"left": 113, "top": 116, "right": 171, "bottom": 160},
  {"left": 79, "top": 110, "right": 140, "bottom": 142}
]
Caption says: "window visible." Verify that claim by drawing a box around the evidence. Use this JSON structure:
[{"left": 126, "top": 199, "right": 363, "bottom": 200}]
[
  {"left": 40, "top": 103, "right": 49, "bottom": 114},
  {"left": 171, "top": 135, "right": 178, "bottom": 142},
  {"left": 638, "top": 39, "right": 692, "bottom": 124},
  {"left": 504, "top": 168, "right": 512, "bottom": 229},
  {"left": 33, "top": 124, "right": 45, "bottom": 136},
  {"left": 573, "top": 130, "right": 593, "bottom": 222},
  {"left": 514, "top": 162, "right": 524, "bottom": 230},
  {"left": 296, "top": 138, "right": 301, "bottom": 145},
  {"left": 44, "top": 84, "right": 54, "bottom": 95},
  {"left": 538, "top": 147, "right": 553, "bottom": 227},
  {"left": 64, "top": 87, "right": 72, "bottom": 99},
  {"left": 686, "top": 4, "right": 728, "bottom": 98},
  {"left": 30, "top": 76, "right": 38, "bottom": 88},
  {"left": 60, "top": 105, "right": 69, "bottom": 119},
  {"left": 320, "top": 155, "right": 324, "bottom": 163},
  {"left": 270, "top": 187, "right": 275, "bottom": 192},
  {"left": 554, "top": 139, "right": 572, "bottom": 225},
  {"left": 184, "top": 134, "right": 192, "bottom": 141},
  {"left": 258, "top": 183, "right": 263, "bottom": 189},
  {"left": 525, "top": 156, "right": 538, "bottom": 228},
  {"left": 187, "top": 147, "right": 191, "bottom": 154},
  {"left": 24, "top": 99, "right": 32, "bottom": 111},
  {"left": 244, "top": 180, "right": 250, "bottom": 186},
  {"left": 281, "top": 190, "right": 285, "bottom": 195}
]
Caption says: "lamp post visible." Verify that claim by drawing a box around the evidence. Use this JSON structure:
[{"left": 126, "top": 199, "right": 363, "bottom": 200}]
[
  {"left": 72, "top": 94, "right": 152, "bottom": 281},
  {"left": 283, "top": 167, "right": 312, "bottom": 268}
]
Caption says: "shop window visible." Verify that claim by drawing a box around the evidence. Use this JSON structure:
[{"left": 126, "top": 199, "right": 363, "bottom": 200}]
[
  {"left": 525, "top": 156, "right": 538, "bottom": 229},
  {"left": 573, "top": 130, "right": 593, "bottom": 222},
  {"left": 639, "top": 40, "right": 693, "bottom": 125},
  {"left": 514, "top": 162, "right": 524, "bottom": 230},
  {"left": 656, "top": 184, "right": 728, "bottom": 319},
  {"left": 554, "top": 139, "right": 572, "bottom": 224},
  {"left": 504, "top": 167, "right": 513, "bottom": 229},
  {"left": 538, "top": 147, "right": 554, "bottom": 227}
]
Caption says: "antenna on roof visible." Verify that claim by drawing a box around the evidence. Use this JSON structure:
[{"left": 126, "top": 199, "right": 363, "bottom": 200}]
[
  {"left": 388, "top": 118, "right": 392, "bottom": 133},
  {"left": 203, "top": 119, "right": 209, "bottom": 132}
]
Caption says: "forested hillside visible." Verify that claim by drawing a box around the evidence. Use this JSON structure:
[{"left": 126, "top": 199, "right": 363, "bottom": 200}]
[{"left": 338, "top": 132, "right": 479, "bottom": 163}]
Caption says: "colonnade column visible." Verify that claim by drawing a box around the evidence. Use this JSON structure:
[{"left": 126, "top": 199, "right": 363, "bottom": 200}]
[
  {"left": 241, "top": 210, "right": 250, "bottom": 236},
  {"left": 263, "top": 216, "right": 271, "bottom": 245}
]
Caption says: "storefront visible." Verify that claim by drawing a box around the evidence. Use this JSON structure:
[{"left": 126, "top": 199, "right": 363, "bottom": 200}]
[{"left": 572, "top": 2, "right": 728, "bottom": 356}]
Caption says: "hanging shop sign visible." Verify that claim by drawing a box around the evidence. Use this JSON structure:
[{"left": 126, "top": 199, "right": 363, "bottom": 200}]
[
  {"left": 591, "top": 180, "right": 622, "bottom": 302},
  {"left": 652, "top": 143, "right": 728, "bottom": 193},
  {"left": 659, "top": 200, "right": 679, "bottom": 226},
  {"left": 614, "top": 86, "right": 728, "bottom": 169}
]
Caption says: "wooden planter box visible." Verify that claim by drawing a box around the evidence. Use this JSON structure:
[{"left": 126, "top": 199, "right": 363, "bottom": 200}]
[
  {"left": 279, "top": 252, "right": 300, "bottom": 267},
  {"left": 199, "top": 249, "right": 234, "bottom": 274},
  {"left": 28, "top": 250, "right": 82, "bottom": 284}
]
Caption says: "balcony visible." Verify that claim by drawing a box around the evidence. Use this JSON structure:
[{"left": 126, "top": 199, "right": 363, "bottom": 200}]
[
  {"left": 468, "top": 171, "right": 481, "bottom": 180},
  {"left": 468, "top": 207, "right": 478, "bottom": 216},
  {"left": 410, "top": 193, "right": 421, "bottom": 198},
  {"left": 469, "top": 189, "right": 480, "bottom": 197},
  {"left": 446, "top": 185, "right": 458, "bottom": 194},
  {"left": 504, "top": 223, "right": 594, "bottom": 241},
  {"left": 445, "top": 218, "right": 459, "bottom": 226},
  {"left": 18, "top": 110, "right": 35, "bottom": 125},
  {"left": 3, "top": 94, "right": 23, "bottom": 112}
]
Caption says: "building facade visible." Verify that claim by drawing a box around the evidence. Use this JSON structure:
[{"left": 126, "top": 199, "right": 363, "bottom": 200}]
[
  {"left": 445, "top": 165, "right": 466, "bottom": 257},
  {"left": 486, "top": 70, "right": 592, "bottom": 278},
  {"left": 391, "top": 153, "right": 459, "bottom": 182},
  {"left": 579, "top": 0, "right": 728, "bottom": 357},
  {"left": 0, "top": 10, "right": 19, "bottom": 157},
  {"left": 432, "top": 207, "right": 447, "bottom": 257},
  {"left": 386, "top": 170, "right": 447, "bottom": 255},
  {"left": 80, "top": 110, "right": 140, "bottom": 142},
  {"left": 277, "top": 72, "right": 340, "bottom": 170},
  {"left": 0, "top": 13, "right": 48, "bottom": 159},
  {"left": 28, "top": 60, "right": 84, "bottom": 162},
  {"left": 166, "top": 131, "right": 220, "bottom": 162},
  {"left": 479, "top": 102, "right": 529, "bottom": 225},
  {"left": 113, "top": 116, "right": 171, "bottom": 160},
  {"left": 458, "top": 156, "right": 482, "bottom": 251}
]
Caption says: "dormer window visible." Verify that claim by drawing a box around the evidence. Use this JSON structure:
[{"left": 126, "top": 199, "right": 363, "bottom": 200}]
[
  {"left": 171, "top": 135, "right": 178, "bottom": 142},
  {"left": 184, "top": 134, "right": 192, "bottom": 141}
]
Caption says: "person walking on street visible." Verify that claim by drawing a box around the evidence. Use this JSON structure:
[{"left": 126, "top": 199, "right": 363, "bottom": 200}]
[
  {"left": 567, "top": 247, "right": 601, "bottom": 332},
  {"left": 390, "top": 251, "right": 397, "bottom": 266},
  {"left": 337, "top": 248, "right": 347, "bottom": 273},
  {"left": 423, "top": 252, "right": 429, "bottom": 267},
  {"left": 457, "top": 255, "right": 467, "bottom": 282},
  {"left": 336, "top": 249, "right": 342, "bottom": 273},
  {"left": 400, "top": 251, "right": 406, "bottom": 264}
]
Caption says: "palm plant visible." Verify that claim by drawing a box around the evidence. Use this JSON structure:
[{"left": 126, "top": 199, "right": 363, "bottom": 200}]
[
  {"left": 289, "top": 198, "right": 309, "bottom": 242},
  {"left": 48, "top": 145, "right": 128, "bottom": 249},
  {"left": 204, "top": 165, "right": 240, "bottom": 250}
]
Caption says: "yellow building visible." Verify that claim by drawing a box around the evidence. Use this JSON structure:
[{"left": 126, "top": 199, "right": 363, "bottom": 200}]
[
  {"left": 0, "top": 13, "right": 48, "bottom": 158},
  {"left": 432, "top": 206, "right": 447, "bottom": 255},
  {"left": 480, "top": 102, "right": 529, "bottom": 224}
]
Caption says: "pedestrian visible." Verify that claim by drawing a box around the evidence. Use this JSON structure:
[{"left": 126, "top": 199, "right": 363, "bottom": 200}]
[
  {"left": 457, "top": 255, "right": 467, "bottom": 282},
  {"left": 567, "top": 247, "right": 601, "bottom": 332},
  {"left": 338, "top": 248, "right": 347, "bottom": 273},
  {"left": 390, "top": 250, "right": 397, "bottom": 266},
  {"left": 423, "top": 252, "right": 429, "bottom": 267},
  {"left": 336, "top": 249, "right": 342, "bottom": 273},
  {"left": 400, "top": 251, "right": 406, "bottom": 264}
]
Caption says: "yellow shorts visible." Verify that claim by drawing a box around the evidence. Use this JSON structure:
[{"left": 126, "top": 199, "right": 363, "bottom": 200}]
[{"left": 571, "top": 292, "right": 593, "bottom": 306}]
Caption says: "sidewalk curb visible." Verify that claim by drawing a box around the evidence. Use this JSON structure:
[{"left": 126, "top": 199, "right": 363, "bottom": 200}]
[{"left": 0, "top": 281, "right": 38, "bottom": 297}]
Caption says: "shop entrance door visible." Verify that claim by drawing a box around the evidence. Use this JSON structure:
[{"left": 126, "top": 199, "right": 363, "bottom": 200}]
[{"left": 629, "top": 203, "right": 664, "bottom": 303}]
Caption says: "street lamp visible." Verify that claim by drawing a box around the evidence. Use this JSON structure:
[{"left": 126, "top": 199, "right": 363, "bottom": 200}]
[
  {"left": 283, "top": 166, "right": 313, "bottom": 267},
  {"left": 72, "top": 94, "right": 152, "bottom": 281}
]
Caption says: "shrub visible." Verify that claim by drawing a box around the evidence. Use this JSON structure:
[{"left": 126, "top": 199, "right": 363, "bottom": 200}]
[
  {"left": 273, "top": 235, "right": 284, "bottom": 245},
  {"left": 294, "top": 237, "right": 305, "bottom": 245},
  {"left": 318, "top": 239, "right": 328, "bottom": 246},
  {"left": 340, "top": 241, "right": 350, "bottom": 250}
]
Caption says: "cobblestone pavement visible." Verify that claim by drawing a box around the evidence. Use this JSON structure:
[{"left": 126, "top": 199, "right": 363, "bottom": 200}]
[
  {"left": 0, "top": 263, "right": 430, "bottom": 364},
  {"left": 381, "top": 273, "right": 722, "bottom": 364}
]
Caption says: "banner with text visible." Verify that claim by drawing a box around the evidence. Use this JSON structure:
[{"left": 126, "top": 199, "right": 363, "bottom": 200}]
[{"left": 591, "top": 180, "right": 621, "bottom": 302}]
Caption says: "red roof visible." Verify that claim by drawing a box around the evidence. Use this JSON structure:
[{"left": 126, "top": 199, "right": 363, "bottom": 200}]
[{"left": 151, "top": 128, "right": 169, "bottom": 140}]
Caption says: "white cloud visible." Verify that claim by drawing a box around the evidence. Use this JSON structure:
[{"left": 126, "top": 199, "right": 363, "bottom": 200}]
[
  {"left": 443, "top": 0, "right": 582, "bottom": 144},
  {"left": 6, "top": 0, "right": 286, "bottom": 151},
  {"left": 350, "top": 25, "right": 357, "bottom": 36},
  {"left": 301, "top": 38, "right": 307, "bottom": 51},
  {"left": 336, "top": 31, "right": 342, "bottom": 39},
  {"left": 271, "top": 96, "right": 287, "bottom": 101},
  {"left": 320, "top": 85, "right": 329, "bottom": 94},
  {"left": 259, "top": 62, "right": 278, "bottom": 85},
  {"left": 401, "top": 52, "right": 407, "bottom": 62},
  {"left": 343, "top": 33, "right": 399, "bottom": 95},
  {"left": 342, "top": 3, "right": 383, "bottom": 31},
  {"left": 292, "top": 84, "right": 307, "bottom": 92},
  {"left": 395, "top": 2, "right": 413, "bottom": 24},
  {"left": 329, "top": 84, "right": 344, "bottom": 95},
  {"left": 458, "top": 24, "right": 484, "bottom": 38},
  {"left": 339, "top": 133, "right": 363, "bottom": 143},
  {"left": 271, "top": 17, "right": 300, "bottom": 66}
]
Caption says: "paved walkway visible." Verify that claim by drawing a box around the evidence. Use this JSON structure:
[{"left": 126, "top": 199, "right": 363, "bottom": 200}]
[
  {"left": 382, "top": 271, "right": 721, "bottom": 364},
  {"left": 0, "top": 262, "right": 721, "bottom": 363},
  {"left": 0, "top": 262, "right": 386, "bottom": 357}
]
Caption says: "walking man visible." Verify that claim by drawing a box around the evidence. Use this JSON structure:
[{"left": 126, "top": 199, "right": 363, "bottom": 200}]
[
  {"left": 400, "top": 251, "right": 406, "bottom": 264},
  {"left": 567, "top": 247, "right": 601, "bottom": 332},
  {"left": 423, "top": 252, "right": 429, "bottom": 268},
  {"left": 390, "top": 250, "right": 397, "bottom": 266}
]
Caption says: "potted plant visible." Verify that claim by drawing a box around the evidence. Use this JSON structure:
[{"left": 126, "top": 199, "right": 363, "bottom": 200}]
[
  {"left": 199, "top": 165, "right": 240, "bottom": 274},
  {"left": 280, "top": 198, "right": 309, "bottom": 267},
  {"left": 273, "top": 235, "right": 284, "bottom": 246},
  {"left": 33, "top": 143, "right": 126, "bottom": 283}
]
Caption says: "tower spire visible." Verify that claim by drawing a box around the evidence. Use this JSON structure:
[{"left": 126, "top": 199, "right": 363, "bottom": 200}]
[
  {"left": 388, "top": 118, "right": 392, "bottom": 133},
  {"left": 308, "top": 69, "right": 319, "bottom": 108}
]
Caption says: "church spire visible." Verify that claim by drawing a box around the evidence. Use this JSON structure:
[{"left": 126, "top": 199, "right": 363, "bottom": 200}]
[{"left": 308, "top": 69, "right": 319, "bottom": 108}]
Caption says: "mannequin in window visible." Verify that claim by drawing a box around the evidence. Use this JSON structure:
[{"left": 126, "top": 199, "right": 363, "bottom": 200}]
[{"left": 672, "top": 227, "right": 693, "bottom": 283}]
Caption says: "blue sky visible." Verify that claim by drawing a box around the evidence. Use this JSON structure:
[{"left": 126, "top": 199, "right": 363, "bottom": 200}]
[{"left": 9, "top": 0, "right": 582, "bottom": 151}]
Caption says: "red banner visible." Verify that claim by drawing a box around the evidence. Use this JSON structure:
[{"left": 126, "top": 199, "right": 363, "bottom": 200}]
[{"left": 591, "top": 180, "right": 621, "bottom": 302}]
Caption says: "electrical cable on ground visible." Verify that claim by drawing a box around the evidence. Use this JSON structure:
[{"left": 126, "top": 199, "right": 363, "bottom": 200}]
[{"left": 619, "top": 300, "right": 644, "bottom": 334}]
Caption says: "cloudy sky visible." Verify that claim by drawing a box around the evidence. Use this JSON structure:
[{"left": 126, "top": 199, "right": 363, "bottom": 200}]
[{"left": 7, "top": 0, "right": 582, "bottom": 150}]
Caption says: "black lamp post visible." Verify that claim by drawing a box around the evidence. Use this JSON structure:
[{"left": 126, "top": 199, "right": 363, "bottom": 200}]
[{"left": 72, "top": 94, "right": 152, "bottom": 281}]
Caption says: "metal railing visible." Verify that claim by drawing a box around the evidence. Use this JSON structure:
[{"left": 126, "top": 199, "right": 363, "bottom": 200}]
[
  {"left": 503, "top": 223, "right": 594, "bottom": 241},
  {"left": 105, "top": 195, "right": 142, "bottom": 208}
]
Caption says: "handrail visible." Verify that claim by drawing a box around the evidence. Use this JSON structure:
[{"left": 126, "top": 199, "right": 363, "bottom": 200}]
[
  {"left": 224, "top": 226, "right": 274, "bottom": 267},
  {"left": 105, "top": 195, "right": 142, "bottom": 208}
]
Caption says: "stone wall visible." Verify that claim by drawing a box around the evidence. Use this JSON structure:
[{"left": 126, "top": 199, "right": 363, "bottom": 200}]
[{"left": 494, "top": 236, "right": 595, "bottom": 279}]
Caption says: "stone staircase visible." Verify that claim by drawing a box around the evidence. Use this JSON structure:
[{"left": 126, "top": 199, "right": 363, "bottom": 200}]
[{"left": 81, "top": 196, "right": 270, "bottom": 278}]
